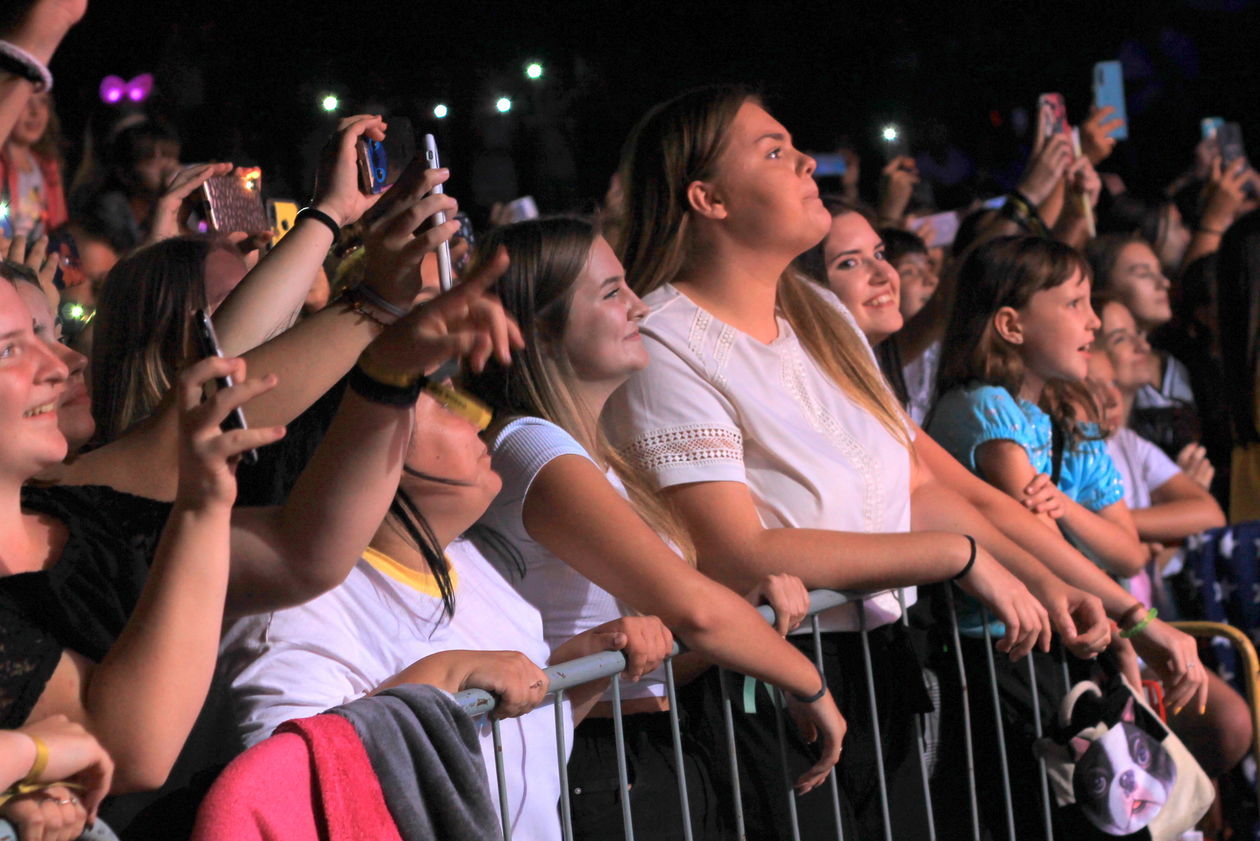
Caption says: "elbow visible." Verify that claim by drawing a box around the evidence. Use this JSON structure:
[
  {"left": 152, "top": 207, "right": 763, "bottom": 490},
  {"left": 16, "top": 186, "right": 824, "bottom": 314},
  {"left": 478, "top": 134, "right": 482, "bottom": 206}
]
[
  {"left": 1205, "top": 504, "right": 1227, "bottom": 531},
  {"left": 667, "top": 596, "right": 726, "bottom": 645},
  {"left": 1112, "top": 543, "right": 1149, "bottom": 579}
]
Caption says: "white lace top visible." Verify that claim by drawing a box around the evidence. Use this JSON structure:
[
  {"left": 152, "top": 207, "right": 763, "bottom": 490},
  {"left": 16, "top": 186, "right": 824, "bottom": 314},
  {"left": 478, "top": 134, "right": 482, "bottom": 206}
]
[{"left": 604, "top": 283, "right": 915, "bottom": 632}]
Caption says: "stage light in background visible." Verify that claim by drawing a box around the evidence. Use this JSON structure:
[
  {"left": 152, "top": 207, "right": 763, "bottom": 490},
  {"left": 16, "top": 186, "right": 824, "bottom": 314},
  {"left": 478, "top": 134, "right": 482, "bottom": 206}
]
[
  {"left": 433, "top": 103, "right": 449, "bottom": 119},
  {"left": 881, "top": 125, "right": 899, "bottom": 142},
  {"left": 495, "top": 96, "right": 513, "bottom": 114},
  {"left": 321, "top": 94, "right": 340, "bottom": 113},
  {"left": 525, "top": 61, "right": 544, "bottom": 80}
]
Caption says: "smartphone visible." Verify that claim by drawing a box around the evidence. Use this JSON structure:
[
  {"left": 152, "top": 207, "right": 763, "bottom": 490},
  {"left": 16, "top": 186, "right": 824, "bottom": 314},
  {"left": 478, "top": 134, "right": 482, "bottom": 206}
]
[
  {"left": 503, "top": 195, "right": 540, "bottom": 223},
  {"left": 880, "top": 125, "right": 909, "bottom": 161},
  {"left": 1038, "top": 93, "right": 1072, "bottom": 146},
  {"left": 201, "top": 167, "right": 268, "bottom": 234},
  {"left": 914, "top": 210, "right": 960, "bottom": 249},
  {"left": 1200, "top": 117, "right": 1225, "bottom": 142},
  {"left": 1091, "top": 60, "right": 1129, "bottom": 140},
  {"left": 811, "top": 153, "right": 848, "bottom": 177},
  {"left": 267, "top": 199, "right": 299, "bottom": 246},
  {"left": 1218, "top": 122, "right": 1247, "bottom": 169},
  {"left": 453, "top": 211, "right": 475, "bottom": 274},
  {"left": 192, "top": 309, "right": 258, "bottom": 465},
  {"left": 356, "top": 117, "right": 417, "bottom": 194},
  {"left": 423, "top": 133, "right": 454, "bottom": 292}
]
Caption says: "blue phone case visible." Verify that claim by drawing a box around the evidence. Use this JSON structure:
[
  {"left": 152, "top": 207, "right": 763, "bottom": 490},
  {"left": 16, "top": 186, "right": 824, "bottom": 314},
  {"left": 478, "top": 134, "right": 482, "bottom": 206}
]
[{"left": 1092, "top": 61, "right": 1129, "bottom": 141}]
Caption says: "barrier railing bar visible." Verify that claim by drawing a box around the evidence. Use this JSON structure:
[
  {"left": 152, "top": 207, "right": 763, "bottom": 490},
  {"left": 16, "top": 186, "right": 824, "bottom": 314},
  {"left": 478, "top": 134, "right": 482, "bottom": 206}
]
[
  {"left": 980, "top": 611, "right": 1016, "bottom": 841},
  {"left": 491, "top": 718, "right": 512, "bottom": 841},
  {"left": 771, "top": 684, "right": 804, "bottom": 841},
  {"left": 717, "top": 670, "right": 747, "bottom": 840},
  {"left": 610, "top": 676, "right": 635, "bottom": 841},
  {"left": 944, "top": 587, "right": 982, "bottom": 841},
  {"left": 897, "top": 591, "right": 935, "bottom": 841},
  {"left": 454, "top": 590, "right": 868, "bottom": 715},
  {"left": 1026, "top": 654, "right": 1054, "bottom": 841},
  {"left": 857, "top": 600, "right": 894, "bottom": 841},
  {"left": 554, "top": 689, "right": 574, "bottom": 841},
  {"left": 663, "top": 660, "right": 695, "bottom": 841},
  {"left": 810, "top": 614, "right": 846, "bottom": 841},
  {"left": 1170, "top": 621, "right": 1260, "bottom": 807}
]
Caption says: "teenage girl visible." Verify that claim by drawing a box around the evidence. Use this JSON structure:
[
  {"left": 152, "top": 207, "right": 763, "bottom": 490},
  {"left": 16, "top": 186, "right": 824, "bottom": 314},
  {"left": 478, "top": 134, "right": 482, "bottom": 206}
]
[{"left": 463, "top": 216, "right": 845, "bottom": 840}]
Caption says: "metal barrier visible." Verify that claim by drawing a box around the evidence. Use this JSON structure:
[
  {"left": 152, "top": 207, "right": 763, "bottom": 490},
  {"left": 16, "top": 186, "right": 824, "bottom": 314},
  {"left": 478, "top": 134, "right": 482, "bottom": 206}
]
[
  {"left": 1171, "top": 620, "right": 1260, "bottom": 806},
  {"left": 451, "top": 593, "right": 1249, "bottom": 841}
]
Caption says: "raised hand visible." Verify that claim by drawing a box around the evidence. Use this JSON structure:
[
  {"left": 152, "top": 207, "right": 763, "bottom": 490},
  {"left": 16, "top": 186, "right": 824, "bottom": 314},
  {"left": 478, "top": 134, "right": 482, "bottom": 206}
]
[
  {"left": 176, "top": 356, "right": 285, "bottom": 509},
  {"left": 1081, "top": 105, "right": 1124, "bottom": 166},
  {"left": 360, "top": 246, "right": 523, "bottom": 380},
  {"left": 311, "top": 114, "right": 390, "bottom": 228},
  {"left": 1175, "top": 443, "right": 1215, "bottom": 490}
]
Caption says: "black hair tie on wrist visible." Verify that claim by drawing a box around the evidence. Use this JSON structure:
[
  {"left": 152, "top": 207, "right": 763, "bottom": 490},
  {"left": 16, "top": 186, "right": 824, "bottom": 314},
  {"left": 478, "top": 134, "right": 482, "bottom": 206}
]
[
  {"left": 297, "top": 206, "right": 341, "bottom": 240},
  {"left": 790, "top": 664, "right": 828, "bottom": 704},
  {"left": 347, "top": 363, "right": 423, "bottom": 407},
  {"left": 952, "top": 535, "right": 977, "bottom": 581}
]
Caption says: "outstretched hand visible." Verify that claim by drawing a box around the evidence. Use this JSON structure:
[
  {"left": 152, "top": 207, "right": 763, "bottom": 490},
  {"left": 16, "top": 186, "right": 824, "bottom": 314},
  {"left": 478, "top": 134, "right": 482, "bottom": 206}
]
[{"left": 311, "top": 114, "right": 390, "bottom": 228}]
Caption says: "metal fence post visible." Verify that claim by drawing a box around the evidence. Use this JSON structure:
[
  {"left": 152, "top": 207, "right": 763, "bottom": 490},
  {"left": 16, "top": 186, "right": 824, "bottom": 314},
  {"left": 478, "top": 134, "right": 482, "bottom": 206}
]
[
  {"left": 943, "top": 587, "right": 982, "bottom": 841},
  {"left": 896, "top": 592, "right": 935, "bottom": 841},
  {"left": 663, "top": 660, "right": 695, "bottom": 841},
  {"left": 979, "top": 611, "right": 1016, "bottom": 841},
  {"left": 1025, "top": 655, "right": 1055, "bottom": 841},
  {"left": 491, "top": 718, "right": 512, "bottom": 841},
  {"left": 554, "top": 689, "right": 574, "bottom": 841},
  {"left": 856, "top": 600, "right": 893, "bottom": 841},
  {"left": 810, "top": 615, "right": 846, "bottom": 841},
  {"left": 717, "top": 669, "right": 747, "bottom": 840},
  {"left": 610, "top": 676, "right": 635, "bottom": 841}
]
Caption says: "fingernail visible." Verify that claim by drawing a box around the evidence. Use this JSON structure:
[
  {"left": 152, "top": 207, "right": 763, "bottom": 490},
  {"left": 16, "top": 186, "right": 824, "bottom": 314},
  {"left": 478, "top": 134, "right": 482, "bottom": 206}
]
[{"left": 1200, "top": 704, "right": 1207, "bottom": 716}]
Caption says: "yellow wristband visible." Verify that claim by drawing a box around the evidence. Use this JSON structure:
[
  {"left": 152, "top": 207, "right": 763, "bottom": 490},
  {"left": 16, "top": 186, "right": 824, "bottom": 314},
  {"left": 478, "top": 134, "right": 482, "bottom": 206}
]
[{"left": 21, "top": 734, "right": 48, "bottom": 786}]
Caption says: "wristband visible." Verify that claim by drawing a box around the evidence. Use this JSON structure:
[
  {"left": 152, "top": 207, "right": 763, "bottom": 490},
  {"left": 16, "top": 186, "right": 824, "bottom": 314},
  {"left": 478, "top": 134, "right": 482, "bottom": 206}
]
[
  {"left": 951, "top": 535, "right": 977, "bottom": 581},
  {"left": 790, "top": 665, "right": 828, "bottom": 704},
  {"left": 21, "top": 734, "right": 48, "bottom": 786},
  {"left": 296, "top": 206, "right": 341, "bottom": 240},
  {"left": 1118, "top": 602, "right": 1145, "bottom": 628},
  {"left": 355, "top": 284, "right": 408, "bottom": 319},
  {"left": 348, "top": 363, "right": 423, "bottom": 407},
  {"left": 1119, "top": 606, "right": 1158, "bottom": 639},
  {"left": 0, "top": 41, "right": 52, "bottom": 92}
]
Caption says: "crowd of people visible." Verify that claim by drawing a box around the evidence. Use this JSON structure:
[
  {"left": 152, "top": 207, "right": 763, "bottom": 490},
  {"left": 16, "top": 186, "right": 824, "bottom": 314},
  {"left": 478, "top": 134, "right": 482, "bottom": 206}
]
[{"left": 2, "top": 1, "right": 1260, "bottom": 839}]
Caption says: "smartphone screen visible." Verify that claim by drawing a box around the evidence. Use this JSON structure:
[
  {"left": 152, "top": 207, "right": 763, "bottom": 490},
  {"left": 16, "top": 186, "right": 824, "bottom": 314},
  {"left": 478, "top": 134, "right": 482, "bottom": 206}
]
[
  {"left": 1091, "top": 61, "right": 1129, "bottom": 141},
  {"left": 192, "top": 310, "right": 258, "bottom": 465},
  {"left": 267, "top": 199, "right": 299, "bottom": 246},
  {"left": 811, "top": 153, "right": 848, "bottom": 178},
  {"left": 1219, "top": 123, "right": 1247, "bottom": 168}
]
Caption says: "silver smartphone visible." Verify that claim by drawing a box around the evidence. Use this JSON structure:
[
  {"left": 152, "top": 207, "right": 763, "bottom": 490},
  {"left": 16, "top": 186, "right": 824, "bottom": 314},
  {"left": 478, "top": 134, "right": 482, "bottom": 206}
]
[{"left": 423, "top": 133, "right": 454, "bottom": 292}]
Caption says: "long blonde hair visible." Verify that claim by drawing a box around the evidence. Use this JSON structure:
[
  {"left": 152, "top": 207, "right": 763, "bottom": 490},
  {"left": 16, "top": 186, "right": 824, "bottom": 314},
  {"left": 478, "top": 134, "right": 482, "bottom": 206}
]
[
  {"left": 616, "top": 85, "right": 910, "bottom": 447},
  {"left": 463, "top": 217, "right": 696, "bottom": 563}
]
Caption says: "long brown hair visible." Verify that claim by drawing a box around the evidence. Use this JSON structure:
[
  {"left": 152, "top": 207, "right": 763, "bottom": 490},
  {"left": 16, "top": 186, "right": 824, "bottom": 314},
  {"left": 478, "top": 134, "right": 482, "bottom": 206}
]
[
  {"left": 90, "top": 235, "right": 216, "bottom": 443},
  {"left": 936, "top": 235, "right": 1091, "bottom": 401},
  {"left": 463, "top": 217, "right": 695, "bottom": 562},
  {"left": 616, "top": 85, "right": 909, "bottom": 446}
]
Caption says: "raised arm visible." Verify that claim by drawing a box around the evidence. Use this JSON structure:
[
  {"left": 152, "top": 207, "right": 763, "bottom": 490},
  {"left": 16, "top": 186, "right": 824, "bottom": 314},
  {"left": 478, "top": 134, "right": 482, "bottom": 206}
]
[
  {"left": 223, "top": 250, "right": 522, "bottom": 615},
  {"left": 27, "top": 358, "right": 283, "bottom": 793},
  {"left": 212, "top": 115, "right": 393, "bottom": 355}
]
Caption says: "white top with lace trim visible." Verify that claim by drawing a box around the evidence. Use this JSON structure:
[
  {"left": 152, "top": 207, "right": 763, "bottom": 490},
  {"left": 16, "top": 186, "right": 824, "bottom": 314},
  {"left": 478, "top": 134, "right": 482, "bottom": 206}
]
[{"left": 605, "top": 283, "right": 914, "bottom": 632}]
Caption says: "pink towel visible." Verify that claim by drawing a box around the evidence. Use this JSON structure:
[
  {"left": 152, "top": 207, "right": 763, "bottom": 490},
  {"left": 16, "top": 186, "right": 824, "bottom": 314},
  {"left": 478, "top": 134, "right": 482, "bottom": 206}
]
[{"left": 192, "top": 714, "right": 403, "bottom": 841}]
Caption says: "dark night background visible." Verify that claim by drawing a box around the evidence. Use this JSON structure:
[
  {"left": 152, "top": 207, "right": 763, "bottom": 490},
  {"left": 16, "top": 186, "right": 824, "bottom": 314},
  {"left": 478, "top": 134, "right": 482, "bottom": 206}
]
[{"left": 45, "top": 0, "right": 1260, "bottom": 221}]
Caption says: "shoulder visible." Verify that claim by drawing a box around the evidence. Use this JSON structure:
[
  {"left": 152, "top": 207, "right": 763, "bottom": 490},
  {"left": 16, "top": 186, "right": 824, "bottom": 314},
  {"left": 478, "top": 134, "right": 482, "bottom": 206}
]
[{"left": 491, "top": 416, "right": 598, "bottom": 476}]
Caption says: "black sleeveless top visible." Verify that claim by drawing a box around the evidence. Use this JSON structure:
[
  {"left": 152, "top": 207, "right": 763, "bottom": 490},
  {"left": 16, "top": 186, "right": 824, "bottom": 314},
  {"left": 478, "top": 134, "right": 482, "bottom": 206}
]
[{"left": 0, "top": 484, "right": 171, "bottom": 727}]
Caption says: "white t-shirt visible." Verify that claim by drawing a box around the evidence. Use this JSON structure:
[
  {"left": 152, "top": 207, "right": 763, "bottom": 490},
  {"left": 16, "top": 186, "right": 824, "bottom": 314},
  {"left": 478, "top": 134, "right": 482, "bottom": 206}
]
[
  {"left": 1106, "top": 427, "right": 1182, "bottom": 510},
  {"left": 220, "top": 539, "right": 571, "bottom": 840},
  {"left": 604, "top": 283, "right": 915, "bottom": 632},
  {"left": 478, "top": 416, "right": 666, "bottom": 701}
]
